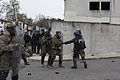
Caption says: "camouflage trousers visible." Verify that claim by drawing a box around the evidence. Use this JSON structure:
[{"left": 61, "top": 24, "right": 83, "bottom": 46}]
[
  {"left": 0, "top": 51, "right": 12, "bottom": 71},
  {"left": 41, "top": 49, "right": 53, "bottom": 66},
  {"left": 73, "top": 49, "right": 85, "bottom": 60},
  {"left": 0, "top": 51, "right": 13, "bottom": 80},
  {"left": 50, "top": 49, "right": 63, "bottom": 66},
  {"left": 73, "top": 49, "right": 86, "bottom": 67}
]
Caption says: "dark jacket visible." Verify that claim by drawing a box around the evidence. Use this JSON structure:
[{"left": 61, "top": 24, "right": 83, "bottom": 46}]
[
  {"left": 36, "top": 34, "right": 41, "bottom": 45},
  {"left": 63, "top": 35, "right": 86, "bottom": 50},
  {"left": 31, "top": 34, "right": 37, "bottom": 45},
  {"left": 24, "top": 34, "right": 31, "bottom": 43}
]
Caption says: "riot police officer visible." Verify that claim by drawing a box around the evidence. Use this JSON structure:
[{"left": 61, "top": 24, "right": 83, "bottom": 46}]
[
  {"left": 36, "top": 30, "right": 41, "bottom": 54},
  {"left": 63, "top": 31, "right": 87, "bottom": 69},
  {"left": 31, "top": 31, "right": 37, "bottom": 53}
]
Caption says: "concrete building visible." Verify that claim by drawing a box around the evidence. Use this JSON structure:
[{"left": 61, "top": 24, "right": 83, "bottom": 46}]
[
  {"left": 50, "top": 0, "right": 120, "bottom": 59},
  {"left": 64, "top": 0, "right": 120, "bottom": 24}
]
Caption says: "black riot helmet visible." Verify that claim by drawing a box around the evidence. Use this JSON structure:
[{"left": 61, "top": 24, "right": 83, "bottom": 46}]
[
  {"left": 41, "top": 28, "right": 45, "bottom": 33},
  {"left": 74, "top": 31, "right": 79, "bottom": 36}
]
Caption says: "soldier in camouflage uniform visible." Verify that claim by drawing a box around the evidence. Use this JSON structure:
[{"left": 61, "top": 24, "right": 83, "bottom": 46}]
[
  {"left": 0, "top": 25, "right": 17, "bottom": 80},
  {"left": 41, "top": 30, "right": 53, "bottom": 68},
  {"left": 49, "top": 31, "right": 64, "bottom": 68}
]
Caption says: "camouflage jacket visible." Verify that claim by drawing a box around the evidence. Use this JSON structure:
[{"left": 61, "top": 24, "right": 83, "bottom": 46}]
[
  {"left": 0, "top": 34, "right": 17, "bottom": 71},
  {"left": 52, "top": 35, "right": 62, "bottom": 50},
  {"left": 41, "top": 36, "right": 52, "bottom": 53},
  {"left": 0, "top": 35, "right": 18, "bottom": 53}
]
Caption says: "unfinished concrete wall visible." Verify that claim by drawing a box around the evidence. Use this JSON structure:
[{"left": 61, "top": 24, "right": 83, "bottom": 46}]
[
  {"left": 64, "top": 0, "right": 120, "bottom": 24},
  {"left": 51, "top": 21, "right": 120, "bottom": 58}
]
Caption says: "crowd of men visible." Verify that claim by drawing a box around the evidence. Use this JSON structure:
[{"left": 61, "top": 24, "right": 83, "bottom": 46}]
[{"left": 0, "top": 23, "right": 87, "bottom": 80}]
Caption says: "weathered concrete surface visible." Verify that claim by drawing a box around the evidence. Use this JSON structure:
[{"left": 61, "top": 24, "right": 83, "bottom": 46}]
[
  {"left": 7, "top": 58, "right": 120, "bottom": 80},
  {"left": 64, "top": 0, "right": 120, "bottom": 24},
  {"left": 51, "top": 21, "right": 120, "bottom": 59}
]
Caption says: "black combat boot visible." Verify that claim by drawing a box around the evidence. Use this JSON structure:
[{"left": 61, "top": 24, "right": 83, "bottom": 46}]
[
  {"left": 58, "top": 56, "right": 65, "bottom": 68},
  {"left": 47, "top": 56, "right": 54, "bottom": 69},
  {"left": 71, "top": 59, "right": 77, "bottom": 69},
  {"left": 58, "top": 64, "right": 65, "bottom": 68},
  {"left": 58, "top": 61, "right": 65, "bottom": 68},
  {"left": 81, "top": 54, "right": 87, "bottom": 69},
  {"left": 25, "top": 62, "right": 30, "bottom": 65},
  {"left": 71, "top": 66, "right": 77, "bottom": 69}
]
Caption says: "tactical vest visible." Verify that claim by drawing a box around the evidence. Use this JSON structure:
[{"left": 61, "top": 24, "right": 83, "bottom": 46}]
[{"left": 74, "top": 37, "right": 86, "bottom": 50}]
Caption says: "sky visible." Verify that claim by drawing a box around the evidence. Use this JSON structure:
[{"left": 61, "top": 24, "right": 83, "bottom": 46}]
[{"left": 19, "top": 0, "right": 64, "bottom": 19}]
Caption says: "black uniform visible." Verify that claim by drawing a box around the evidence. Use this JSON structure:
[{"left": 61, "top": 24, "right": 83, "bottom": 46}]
[
  {"left": 36, "top": 33, "right": 41, "bottom": 54},
  {"left": 63, "top": 35, "right": 87, "bottom": 69},
  {"left": 31, "top": 33, "right": 37, "bottom": 53}
]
